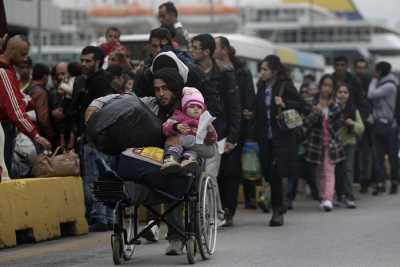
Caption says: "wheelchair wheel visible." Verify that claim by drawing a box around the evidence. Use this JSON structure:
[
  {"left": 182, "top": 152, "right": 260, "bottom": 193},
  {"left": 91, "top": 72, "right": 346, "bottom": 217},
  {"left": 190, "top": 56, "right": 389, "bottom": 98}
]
[
  {"left": 111, "top": 204, "right": 136, "bottom": 264},
  {"left": 196, "top": 175, "right": 217, "bottom": 260},
  {"left": 111, "top": 234, "right": 123, "bottom": 265},
  {"left": 186, "top": 236, "right": 197, "bottom": 264}
]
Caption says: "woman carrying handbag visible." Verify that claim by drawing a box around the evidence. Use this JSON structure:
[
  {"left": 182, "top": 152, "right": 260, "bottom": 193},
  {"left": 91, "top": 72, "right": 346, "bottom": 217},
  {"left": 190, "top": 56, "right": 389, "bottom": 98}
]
[{"left": 255, "top": 55, "right": 308, "bottom": 227}]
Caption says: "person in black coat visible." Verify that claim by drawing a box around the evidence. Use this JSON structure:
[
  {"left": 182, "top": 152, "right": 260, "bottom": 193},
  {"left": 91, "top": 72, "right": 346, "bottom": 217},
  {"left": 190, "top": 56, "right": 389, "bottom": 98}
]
[{"left": 255, "top": 55, "right": 308, "bottom": 227}]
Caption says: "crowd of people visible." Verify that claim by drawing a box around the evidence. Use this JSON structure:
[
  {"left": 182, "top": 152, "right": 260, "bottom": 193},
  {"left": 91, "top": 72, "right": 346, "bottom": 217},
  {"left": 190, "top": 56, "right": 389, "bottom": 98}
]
[{"left": 1, "top": 1, "right": 399, "bottom": 256}]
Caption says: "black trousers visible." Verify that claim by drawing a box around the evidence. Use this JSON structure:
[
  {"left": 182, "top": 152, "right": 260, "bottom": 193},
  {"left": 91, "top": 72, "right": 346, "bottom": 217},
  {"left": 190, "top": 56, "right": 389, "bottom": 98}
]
[
  {"left": 372, "top": 126, "right": 398, "bottom": 184},
  {"left": 2, "top": 122, "right": 16, "bottom": 178},
  {"left": 217, "top": 145, "right": 242, "bottom": 215},
  {"left": 259, "top": 140, "right": 284, "bottom": 212}
]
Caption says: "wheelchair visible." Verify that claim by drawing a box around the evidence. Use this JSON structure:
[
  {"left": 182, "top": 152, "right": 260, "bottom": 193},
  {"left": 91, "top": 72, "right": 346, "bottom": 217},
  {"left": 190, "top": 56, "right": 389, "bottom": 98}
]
[{"left": 93, "top": 158, "right": 218, "bottom": 265}]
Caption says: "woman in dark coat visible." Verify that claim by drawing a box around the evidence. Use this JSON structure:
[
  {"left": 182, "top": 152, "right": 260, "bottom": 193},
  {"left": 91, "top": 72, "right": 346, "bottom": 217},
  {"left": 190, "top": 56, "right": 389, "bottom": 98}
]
[{"left": 255, "top": 55, "right": 307, "bottom": 226}]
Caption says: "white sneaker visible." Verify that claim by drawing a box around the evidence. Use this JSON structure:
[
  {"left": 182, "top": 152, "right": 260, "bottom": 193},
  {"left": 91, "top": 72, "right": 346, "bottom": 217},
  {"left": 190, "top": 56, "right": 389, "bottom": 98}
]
[
  {"left": 165, "top": 239, "right": 184, "bottom": 255},
  {"left": 217, "top": 218, "right": 226, "bottom": 227},
  {"left": 320, "top": 200, "right": 333, "bottom": 212},
  {"left": 142, "top": 220, "right": 160, "bottom": 242}
]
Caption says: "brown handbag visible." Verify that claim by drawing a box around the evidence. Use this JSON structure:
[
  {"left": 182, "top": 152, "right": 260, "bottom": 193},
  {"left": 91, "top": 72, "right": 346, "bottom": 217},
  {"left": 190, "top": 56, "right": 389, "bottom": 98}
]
[{"left": 31, "top": 146, "right": 80, "bottom": 177}]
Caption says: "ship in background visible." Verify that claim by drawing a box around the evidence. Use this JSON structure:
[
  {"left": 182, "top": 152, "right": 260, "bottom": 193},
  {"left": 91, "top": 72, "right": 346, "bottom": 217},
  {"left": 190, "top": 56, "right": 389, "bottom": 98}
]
[
  {"left": 240, "top": 0, "right": 400, "bottom": 68},
  {"left": 6, "top": 0, "right": 400, "bottom": 70}
]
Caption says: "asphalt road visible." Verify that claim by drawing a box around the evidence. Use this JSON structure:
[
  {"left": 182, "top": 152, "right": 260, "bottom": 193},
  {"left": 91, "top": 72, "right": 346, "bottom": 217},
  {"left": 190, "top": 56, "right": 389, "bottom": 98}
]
[{"left": 1, "top": 191, "right": 399, "bottom": 267}]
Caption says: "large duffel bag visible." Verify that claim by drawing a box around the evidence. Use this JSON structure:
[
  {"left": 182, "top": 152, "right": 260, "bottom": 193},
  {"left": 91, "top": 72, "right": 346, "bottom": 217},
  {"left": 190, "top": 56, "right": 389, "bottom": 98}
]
[
  {"left": 86, "top": 93, "right": 163, "bottom": 155},
  {"left": 115, "top": 147, "right": 194, "bottom": 199}
]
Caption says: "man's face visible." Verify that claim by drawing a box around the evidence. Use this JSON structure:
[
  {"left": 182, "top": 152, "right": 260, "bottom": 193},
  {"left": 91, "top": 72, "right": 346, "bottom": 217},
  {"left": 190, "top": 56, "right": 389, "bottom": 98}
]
[
  {"left": 16, "top": 61, "right": 32, "bottom": 81},
  {"left": 334, "top": 60, "right": 348, "bottom": 76},
  {"left": 42, "top": 74, "right": 49, "bottom": 88},
  {"left": 150, "top": 38, "right": 162, "bottom": 57},
  {"left": 56, "top": 63, "right": 68, "bottom": 83},
  {"left": 106, "top": 30, "right": 120, "bottom": 43},
  {"left": 12, "top": 42, "right": 30, "bottom": 68},
  {"left": 154, "top": 78, "right": 175, "bottom": 106},
  {"left": 355, "top": 61, "right": 368, "bottom": 77},
  {"left": 158, "top": 7, "right": 174, "bottom": 27},
  {"left": 80, "top": 53, "right": 98, "bottom": 75},
  {"left": 190, "top": 40, "right": 207, "bottom": 62},
  {"left": 213, "top": 38, "right": 225, "bottom": 60},
  {"left": 111, "top": 75, "right": 124, "bottom": 91}
]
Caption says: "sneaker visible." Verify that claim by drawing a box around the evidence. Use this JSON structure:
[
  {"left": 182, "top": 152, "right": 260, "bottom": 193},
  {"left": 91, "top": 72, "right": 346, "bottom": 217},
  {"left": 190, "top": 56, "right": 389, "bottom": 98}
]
[
  {"left": 181, "top": 157, "right": 198, "bottom": 175},
  {"left": 320, "top": 200, "right": 333, "bottom": 212},
  {"left": 216, "top": 210, "right": 226, "bottom": 227},
  {"left": 161, "top": 155, "right": 181, "bottom": 175},
  {"left": 334, "top": 195, "right": 345, "bottom": 208},
  {"left": 269, "top": 211, "right": 284, "bottom": 227},
  {"left": 343, "top": 198, "right": 357, "bottom": 209},
  {"left": 222, "top": 209, "right": 234, "bottom": 227},
  {"left": 142, "top": 220, "right": 160, "bottom": 242},
  {"left": 165, "top": 240, "right": 184, "bottom": 256},
  {"left": 372, "top": 183, "right": 385, "bottom": 196}
]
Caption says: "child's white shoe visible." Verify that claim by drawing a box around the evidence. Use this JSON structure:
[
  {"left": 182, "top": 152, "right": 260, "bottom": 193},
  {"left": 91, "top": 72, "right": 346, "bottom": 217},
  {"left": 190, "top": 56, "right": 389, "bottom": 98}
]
[{"left": 320, "top": 200, "right": 333, "bottom": 212}]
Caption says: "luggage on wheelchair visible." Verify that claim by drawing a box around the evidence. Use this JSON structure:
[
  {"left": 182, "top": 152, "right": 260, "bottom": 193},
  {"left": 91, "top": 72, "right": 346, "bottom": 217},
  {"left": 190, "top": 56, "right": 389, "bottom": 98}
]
[
  {"left": 116, "top": 147, "right": 194, "bottom": 199},
  {"left": 85, "top": 93, "right": 163, "bottom": 155}
]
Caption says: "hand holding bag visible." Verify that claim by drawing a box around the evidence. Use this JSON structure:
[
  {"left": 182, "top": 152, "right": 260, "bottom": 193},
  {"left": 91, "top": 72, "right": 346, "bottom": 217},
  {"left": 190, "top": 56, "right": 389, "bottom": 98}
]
[
  {"left": 276, "top": 82, "right": 303, "bottom": 130},
  {"left": 32, "top": 146, "right": 80, "bottom": 177}
]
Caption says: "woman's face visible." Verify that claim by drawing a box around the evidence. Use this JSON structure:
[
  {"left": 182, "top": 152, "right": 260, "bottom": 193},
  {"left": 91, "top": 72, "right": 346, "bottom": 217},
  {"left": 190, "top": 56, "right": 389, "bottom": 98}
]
[
  {"left": 320, "top": 77, "right": 334, "bottom": 98},
  {"left": 336, "top": 85, "right": 350, "bottom": 104},
  {"left": 260, "top": 62, "right": 274, "bottom": 81}
]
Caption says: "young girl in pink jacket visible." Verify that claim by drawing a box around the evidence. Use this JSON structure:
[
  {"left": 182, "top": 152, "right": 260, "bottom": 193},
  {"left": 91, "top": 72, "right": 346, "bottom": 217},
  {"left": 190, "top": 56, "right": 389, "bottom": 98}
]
[{"left": 161, "top": 87, "right": 217, "bottom": 174}]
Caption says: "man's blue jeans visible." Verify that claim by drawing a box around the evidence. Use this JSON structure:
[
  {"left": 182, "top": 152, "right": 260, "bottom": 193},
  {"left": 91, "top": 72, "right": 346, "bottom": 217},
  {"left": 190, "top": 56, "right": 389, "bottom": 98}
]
[{"left": 82, "top": 144, "right": 114, "bottom": 225}]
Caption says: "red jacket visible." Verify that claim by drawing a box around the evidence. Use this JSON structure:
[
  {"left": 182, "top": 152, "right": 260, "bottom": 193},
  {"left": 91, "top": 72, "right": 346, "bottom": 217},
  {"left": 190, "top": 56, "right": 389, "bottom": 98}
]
[{"left": 0, "top": 60, "right": 38, "bottom": 139}]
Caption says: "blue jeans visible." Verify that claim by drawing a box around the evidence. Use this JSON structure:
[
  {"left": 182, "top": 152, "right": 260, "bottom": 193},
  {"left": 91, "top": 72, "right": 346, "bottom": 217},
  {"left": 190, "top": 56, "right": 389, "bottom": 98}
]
[{"left": 82, "top": 144, "right": 114, "bottom": 225}]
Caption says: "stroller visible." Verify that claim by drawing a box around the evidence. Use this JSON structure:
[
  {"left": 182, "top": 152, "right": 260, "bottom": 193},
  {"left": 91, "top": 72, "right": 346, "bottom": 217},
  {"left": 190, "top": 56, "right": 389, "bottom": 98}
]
[{"left": 92, "top": 151, "right": 218, "bottom": 265}]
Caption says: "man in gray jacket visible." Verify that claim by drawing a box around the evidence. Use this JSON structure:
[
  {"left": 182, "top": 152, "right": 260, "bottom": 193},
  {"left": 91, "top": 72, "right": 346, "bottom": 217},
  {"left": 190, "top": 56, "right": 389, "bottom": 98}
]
[{"left": 368, "top": 61, "right": 399, "bottom": 195}]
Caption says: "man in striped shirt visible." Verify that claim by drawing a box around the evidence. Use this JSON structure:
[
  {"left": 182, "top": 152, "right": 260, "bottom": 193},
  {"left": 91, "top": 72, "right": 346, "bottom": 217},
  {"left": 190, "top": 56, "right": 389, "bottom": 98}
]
[{"left": 0, "top": 35, "right": 51, "bottom": 174}]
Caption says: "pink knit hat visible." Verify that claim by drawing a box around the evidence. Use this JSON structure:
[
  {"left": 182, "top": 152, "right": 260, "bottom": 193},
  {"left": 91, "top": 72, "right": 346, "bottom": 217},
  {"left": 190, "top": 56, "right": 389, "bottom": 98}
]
[{"left": 181, "top": 87, "right": 205, "bottom": 111}]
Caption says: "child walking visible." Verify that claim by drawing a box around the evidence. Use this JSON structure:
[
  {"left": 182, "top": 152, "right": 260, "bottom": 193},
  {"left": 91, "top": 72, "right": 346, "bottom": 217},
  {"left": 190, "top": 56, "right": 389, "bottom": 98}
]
[
  {"left": 335, "top": 83, "right": 364, "bottom": 208},
  {"left": 161, "top": 87, "right": 217, "bottom": 174},
  {"left": 304, "top": 74, "right": 345, "bottom": 211}
]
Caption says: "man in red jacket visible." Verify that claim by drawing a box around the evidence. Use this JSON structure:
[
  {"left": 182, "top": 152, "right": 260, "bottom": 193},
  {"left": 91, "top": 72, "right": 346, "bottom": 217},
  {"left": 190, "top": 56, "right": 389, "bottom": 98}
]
[{"left": 0, "top": 35, "right": 51, "bottom": 173}]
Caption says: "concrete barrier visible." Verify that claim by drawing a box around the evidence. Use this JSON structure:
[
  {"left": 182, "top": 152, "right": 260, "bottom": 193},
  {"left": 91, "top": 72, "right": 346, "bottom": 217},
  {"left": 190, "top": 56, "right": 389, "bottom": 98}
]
[{"left": 0, "top": 177, "right": 88, "bottom": 248}]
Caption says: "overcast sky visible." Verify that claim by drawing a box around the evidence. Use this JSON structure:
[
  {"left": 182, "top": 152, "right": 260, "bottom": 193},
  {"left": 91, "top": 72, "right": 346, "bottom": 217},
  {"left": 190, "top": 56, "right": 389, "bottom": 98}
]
[{"left": 354, "top": 0, "right": 399, "bottom": 26}]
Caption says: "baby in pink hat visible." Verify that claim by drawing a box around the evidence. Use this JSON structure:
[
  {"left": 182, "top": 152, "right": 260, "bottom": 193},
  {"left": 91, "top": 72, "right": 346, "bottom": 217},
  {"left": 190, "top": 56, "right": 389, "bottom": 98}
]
[{"left": 161, "top": 87, "right": 217, "bottom": 174}]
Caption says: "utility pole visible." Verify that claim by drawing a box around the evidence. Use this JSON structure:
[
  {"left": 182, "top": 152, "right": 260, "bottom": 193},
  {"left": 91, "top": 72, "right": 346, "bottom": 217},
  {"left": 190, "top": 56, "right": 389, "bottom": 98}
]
[
  {"left": 209, "top": 0, "right": 215, "bottom": 31},
  {"left": 37, "top": 0, "right": 42, "bottom": 61},
  {"left": 308, "top": 0, "right": 313, "bottom": 50}
]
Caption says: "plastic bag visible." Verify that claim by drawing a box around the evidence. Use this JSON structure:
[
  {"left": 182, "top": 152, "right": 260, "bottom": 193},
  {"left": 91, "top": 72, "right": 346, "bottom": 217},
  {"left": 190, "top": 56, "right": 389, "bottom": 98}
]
[
  {"left": 12, "top": 133, "right": 37, "bottom": 177},
  {"left": 241, "top": 142, "right": 262, "bottom": 181}
]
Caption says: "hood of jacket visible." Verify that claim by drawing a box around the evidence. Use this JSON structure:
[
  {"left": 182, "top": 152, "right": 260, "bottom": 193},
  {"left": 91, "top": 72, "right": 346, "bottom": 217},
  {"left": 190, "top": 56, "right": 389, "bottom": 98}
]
[
  {"left": 378, "top": 73, "right": 399, "bottom": 86},
  {"left": 151, "top": 51, "right": 189, "bottom": 84}
]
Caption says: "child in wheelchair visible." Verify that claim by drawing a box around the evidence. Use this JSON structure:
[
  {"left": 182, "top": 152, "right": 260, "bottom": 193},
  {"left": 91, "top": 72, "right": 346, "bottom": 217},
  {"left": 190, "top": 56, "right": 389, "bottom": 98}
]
[{"left": 161, "top": 87, "right": 217, "bottom": 175}]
